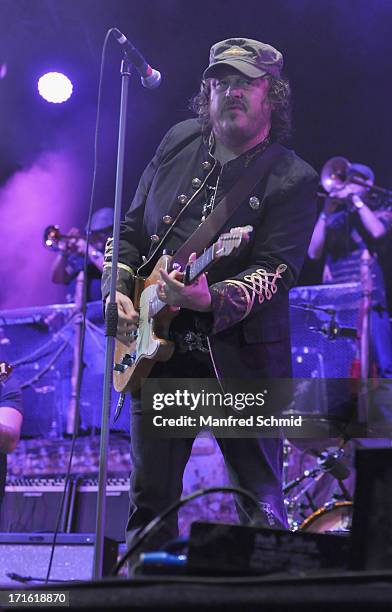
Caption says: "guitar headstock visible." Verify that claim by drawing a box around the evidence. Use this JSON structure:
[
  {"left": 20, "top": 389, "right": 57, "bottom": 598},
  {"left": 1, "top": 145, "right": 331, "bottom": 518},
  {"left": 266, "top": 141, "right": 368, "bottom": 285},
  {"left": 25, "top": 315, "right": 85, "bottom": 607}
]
[
  {"left": 0, "top": 361, "right": 13, "bottom": 383},
  {"left": 214, "top": 225, "right": 253, "bottom": 259}
]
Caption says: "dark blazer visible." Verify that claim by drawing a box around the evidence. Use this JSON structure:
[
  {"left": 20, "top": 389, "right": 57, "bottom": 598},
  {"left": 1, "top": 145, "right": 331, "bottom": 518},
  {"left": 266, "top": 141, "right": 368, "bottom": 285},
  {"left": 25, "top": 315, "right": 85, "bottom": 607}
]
[{"left": 102, "top": 118, "right": 319, "bottom": 379}]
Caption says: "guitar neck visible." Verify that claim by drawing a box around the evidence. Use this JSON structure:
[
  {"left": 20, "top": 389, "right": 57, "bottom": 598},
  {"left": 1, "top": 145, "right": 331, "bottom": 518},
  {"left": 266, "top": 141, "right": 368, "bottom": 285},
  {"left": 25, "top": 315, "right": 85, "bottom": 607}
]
[{"left": 184, "top": 244, "right": 215, "bottom": 285}]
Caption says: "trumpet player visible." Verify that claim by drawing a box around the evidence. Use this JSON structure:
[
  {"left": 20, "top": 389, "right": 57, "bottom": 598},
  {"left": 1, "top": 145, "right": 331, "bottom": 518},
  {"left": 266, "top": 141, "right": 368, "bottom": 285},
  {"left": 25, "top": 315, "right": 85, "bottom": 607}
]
[
  {"left": 50, "top": 207, "right": 114, "bottom": 302},
  {"left": 307, "top": 162, "right": 392, "bottom": 382}
]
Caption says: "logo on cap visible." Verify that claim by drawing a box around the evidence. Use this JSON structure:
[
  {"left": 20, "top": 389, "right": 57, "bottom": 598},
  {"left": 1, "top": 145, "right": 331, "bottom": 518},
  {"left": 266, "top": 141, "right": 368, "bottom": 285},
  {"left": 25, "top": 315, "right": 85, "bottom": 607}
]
[{"left": 224, "top": 46, "right": 250, "bottom": 57}]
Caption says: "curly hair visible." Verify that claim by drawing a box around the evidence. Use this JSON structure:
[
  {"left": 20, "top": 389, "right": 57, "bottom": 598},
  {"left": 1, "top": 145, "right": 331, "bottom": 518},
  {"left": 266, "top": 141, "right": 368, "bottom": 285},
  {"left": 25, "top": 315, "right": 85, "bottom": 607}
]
[{"left": 190, "top": 74, "right": 292, "bottom": 143}]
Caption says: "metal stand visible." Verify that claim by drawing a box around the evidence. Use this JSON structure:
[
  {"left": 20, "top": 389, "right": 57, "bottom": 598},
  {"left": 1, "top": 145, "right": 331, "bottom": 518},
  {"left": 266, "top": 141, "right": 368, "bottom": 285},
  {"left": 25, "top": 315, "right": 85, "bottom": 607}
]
[
  {"left": 358, "top": 249, "right": 372, "bottom": 424},
  {"left": 93, "top": 56, "right": 133, "bottom": 579},
  {"left": 66, "top": 271, "right": 84, "bottom": 435}
]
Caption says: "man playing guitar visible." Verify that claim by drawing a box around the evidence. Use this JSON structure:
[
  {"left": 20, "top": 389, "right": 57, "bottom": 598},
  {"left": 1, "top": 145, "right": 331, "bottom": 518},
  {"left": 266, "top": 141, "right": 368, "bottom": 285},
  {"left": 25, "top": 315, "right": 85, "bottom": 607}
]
[{"left": 102, "top": 38, "right": 318, "bottom": 559}]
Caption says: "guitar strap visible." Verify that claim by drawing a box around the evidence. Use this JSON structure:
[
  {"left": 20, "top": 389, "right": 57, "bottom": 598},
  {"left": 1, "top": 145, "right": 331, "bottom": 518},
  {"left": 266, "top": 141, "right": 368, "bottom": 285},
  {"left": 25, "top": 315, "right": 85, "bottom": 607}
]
[{"left": 171, "top": 142, "right": 284, "bottom": 269}]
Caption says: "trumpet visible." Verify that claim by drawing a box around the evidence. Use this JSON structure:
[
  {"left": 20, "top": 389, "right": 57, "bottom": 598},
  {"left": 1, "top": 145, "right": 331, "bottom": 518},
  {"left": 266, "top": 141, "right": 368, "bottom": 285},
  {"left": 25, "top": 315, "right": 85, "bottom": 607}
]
[
  {"left": 43, "top": 225, "right": 87, "bottom": 252},
  {"left": 318, "top": 156, "right": 392, "bottom": 209}
]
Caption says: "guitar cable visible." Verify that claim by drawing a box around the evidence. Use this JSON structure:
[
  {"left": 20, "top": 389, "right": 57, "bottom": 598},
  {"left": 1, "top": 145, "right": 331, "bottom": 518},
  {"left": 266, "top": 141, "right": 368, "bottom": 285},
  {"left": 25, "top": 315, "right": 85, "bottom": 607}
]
[{"left": 111, "top": 485, "right": 262, "bottom": 576}]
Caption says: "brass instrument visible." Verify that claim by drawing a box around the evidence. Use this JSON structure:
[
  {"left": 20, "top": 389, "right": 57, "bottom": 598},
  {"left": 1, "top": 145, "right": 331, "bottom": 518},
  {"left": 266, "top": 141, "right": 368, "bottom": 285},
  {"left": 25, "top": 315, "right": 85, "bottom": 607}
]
[
  {"left": 43, "top": 225, "right": 86, "bottom": 252},
  {"left": 321, "top": 157, "right": 374, "bottom": 196},
  {"left": 319, "top": 156, "right": 392, "bottom": 210}
]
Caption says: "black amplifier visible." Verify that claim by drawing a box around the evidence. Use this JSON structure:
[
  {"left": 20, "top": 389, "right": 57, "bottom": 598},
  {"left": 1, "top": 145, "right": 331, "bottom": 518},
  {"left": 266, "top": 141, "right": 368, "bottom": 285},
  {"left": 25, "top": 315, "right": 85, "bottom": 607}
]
[
  {"left": 0, "top": 476, "right": 130, "bottom": 543},
  {"left": 70, "top": 476, "right": 130, "bottom": 543},
  {"left": 0, "top": 476, "right": 71, "bottom": 533}
]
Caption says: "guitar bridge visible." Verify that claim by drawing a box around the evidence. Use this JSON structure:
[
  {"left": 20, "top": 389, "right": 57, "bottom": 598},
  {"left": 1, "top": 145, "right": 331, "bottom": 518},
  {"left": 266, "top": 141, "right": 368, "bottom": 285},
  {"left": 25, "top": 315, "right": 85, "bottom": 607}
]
[{"left": 114, "top": 353, "right": 136, "bottom": 372}]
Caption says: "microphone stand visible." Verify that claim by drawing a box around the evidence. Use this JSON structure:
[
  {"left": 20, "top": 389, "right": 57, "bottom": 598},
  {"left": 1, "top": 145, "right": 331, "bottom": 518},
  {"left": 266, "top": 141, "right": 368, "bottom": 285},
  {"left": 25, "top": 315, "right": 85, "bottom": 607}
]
[
  {"left": 66, "top": 271, "right": 84, "bottom": 435},
  {"left": 357, "top": 249, "right": 372, "bottom": 424},
  {"left": 93, "top": 55, "right": 132, "bottom": 579},
  {"left": 294, "top": 303, "right": 358, "bottom": 340}
]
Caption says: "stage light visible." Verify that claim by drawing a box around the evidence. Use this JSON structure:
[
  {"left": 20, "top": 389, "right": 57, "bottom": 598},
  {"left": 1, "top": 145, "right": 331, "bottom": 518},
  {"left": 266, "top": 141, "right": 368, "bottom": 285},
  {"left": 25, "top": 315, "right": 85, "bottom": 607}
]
[
  {"left": 0, "top": 63, "right": 7, "bottom": 80},
  {"left": 37, "top": 72, "right": 73, "bottom": 103}
]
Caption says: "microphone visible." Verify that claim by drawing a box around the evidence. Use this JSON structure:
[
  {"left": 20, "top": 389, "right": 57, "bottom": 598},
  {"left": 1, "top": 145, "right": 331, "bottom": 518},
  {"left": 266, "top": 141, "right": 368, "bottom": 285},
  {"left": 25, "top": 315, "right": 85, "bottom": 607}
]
[
  {"left": 316, "top": 450, "right": 350, "bottom": 481},
  {"left": 112, "top": 28, "right": 161, "bottom": 89},
  {"left": 309, "top": 322, "right": 357, "bottom": 340}
]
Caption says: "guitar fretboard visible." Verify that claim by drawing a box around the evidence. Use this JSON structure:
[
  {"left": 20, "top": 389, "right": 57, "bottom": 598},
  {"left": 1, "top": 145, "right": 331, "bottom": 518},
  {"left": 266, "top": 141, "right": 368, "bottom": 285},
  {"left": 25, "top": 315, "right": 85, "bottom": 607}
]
[{"left": 186, "top": 244, "right": 214, "bottom": 284}]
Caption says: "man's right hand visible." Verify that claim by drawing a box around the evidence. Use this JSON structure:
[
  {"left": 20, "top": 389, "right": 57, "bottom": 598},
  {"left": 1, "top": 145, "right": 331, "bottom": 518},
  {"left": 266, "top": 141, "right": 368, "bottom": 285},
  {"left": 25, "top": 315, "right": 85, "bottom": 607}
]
[{"left": 106, "top": 291, "right": 139, "bottom": 345}]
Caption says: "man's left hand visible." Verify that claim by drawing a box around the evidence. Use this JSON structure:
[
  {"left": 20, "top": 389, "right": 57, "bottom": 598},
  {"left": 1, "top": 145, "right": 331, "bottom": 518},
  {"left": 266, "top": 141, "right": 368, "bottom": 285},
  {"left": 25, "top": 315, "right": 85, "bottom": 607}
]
[{"left": 157, "top": 253, "right": 212, "bottom": 312}]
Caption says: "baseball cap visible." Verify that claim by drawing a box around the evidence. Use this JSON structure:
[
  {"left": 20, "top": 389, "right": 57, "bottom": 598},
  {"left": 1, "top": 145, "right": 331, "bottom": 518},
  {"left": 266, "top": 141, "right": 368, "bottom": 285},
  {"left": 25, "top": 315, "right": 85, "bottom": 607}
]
[
  {"left": 349, "top": 163, "right": 374, "bottom": 184},
  {"left": 89, "top": 207, "right": 114, "bottom": 233},
  {"left": 203, "top": 38, "right": 283, "bottom": 80}
]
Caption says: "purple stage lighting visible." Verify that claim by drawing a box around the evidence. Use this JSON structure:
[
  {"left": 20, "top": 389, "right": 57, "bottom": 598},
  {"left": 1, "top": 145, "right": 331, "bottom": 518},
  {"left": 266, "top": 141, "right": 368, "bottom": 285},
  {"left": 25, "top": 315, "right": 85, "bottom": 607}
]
[{"left": 37, "top": 72, "right": 73, "bottom": 103}]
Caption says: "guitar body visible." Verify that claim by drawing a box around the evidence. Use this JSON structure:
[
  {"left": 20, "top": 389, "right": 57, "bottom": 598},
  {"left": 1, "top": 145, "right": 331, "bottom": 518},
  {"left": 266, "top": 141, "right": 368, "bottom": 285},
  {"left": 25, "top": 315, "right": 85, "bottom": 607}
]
[
  {"left": 112, "top": 226, "right": 252, "bottom": 394},
  {"left": 113, "top": 255, "right": 178, "bottom": 394}
]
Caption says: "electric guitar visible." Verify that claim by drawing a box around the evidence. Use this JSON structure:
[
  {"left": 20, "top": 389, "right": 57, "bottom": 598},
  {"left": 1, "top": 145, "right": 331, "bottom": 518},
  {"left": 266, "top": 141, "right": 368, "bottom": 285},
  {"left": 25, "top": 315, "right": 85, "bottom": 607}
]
[{"left": 113, "top": 225, "right": 253, "bottom": 393}]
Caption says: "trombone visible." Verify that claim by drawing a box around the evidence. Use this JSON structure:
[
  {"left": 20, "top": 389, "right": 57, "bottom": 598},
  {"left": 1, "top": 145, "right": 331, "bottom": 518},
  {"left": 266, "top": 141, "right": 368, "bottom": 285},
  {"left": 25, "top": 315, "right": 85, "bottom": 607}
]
[{"left": 318, "top": 157, "right": 392, "bottom": 208}]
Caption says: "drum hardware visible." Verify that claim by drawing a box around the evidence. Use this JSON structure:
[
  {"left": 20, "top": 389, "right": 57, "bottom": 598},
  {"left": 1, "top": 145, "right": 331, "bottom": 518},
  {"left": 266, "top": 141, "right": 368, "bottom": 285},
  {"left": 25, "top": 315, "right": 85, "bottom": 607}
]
[
  {"left": 304, "top": 492, "right": 318, "bottom": 513},
  {"left": 284, "top": 465, "right": 324, "bottom": 495},
  {"left": 284, "top": 467, "right": 325, "bottom": 531}
]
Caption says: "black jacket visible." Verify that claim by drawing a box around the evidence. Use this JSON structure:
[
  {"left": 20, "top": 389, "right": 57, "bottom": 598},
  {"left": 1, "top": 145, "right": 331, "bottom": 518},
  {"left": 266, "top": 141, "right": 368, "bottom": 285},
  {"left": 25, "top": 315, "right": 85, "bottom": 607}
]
[{"left": 102, "top": 118, "right": 318, "bottom": 378}]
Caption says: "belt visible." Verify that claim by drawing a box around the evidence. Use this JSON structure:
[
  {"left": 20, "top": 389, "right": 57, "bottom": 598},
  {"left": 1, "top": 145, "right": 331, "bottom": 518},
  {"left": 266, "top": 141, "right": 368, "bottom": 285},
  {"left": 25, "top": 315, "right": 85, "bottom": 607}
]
[{"left": 171, "top": 330, "right": 209, "bottom": 353}]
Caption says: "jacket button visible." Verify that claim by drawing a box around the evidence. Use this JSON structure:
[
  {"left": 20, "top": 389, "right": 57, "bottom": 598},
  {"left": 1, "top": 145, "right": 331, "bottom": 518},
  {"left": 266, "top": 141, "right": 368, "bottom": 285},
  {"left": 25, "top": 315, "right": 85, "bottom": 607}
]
[
  {"left": 177, "top": 194, "right": 188, "bottom": 205},
  {"left": 150, "top": 234, "right": 160, "bottom": 243},
  {"left": 249, "top": 196, "right": 260, "bottom": 210},
  {"left": 191, "top": 178, "right": 202, "bottom": 190},
  {"left": 202, "top": 161, "right": 211, "bottom": 171},
  {"left": 162, "top": 215, "right": 173, "bottom": 225}
]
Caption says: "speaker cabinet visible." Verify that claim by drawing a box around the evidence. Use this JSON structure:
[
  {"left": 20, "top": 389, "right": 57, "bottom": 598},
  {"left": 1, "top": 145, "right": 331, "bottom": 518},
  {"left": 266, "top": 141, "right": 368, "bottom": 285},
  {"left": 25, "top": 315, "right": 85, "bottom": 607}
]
[
  {"left": 0, "top": 477, "right": 71, "bottom": 533},
  {"left": 0, "top": 534, "right": 117, "bottom": 584},
  {"left": 70, "top": 477, "right": 130, "bottom": 542}
]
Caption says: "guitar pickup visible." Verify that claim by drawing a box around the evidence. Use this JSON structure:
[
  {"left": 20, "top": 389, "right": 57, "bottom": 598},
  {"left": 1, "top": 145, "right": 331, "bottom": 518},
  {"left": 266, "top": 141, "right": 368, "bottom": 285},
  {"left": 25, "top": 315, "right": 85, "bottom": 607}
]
[{"left": 114, "top": 353, "right": 135, "bottom": 372}]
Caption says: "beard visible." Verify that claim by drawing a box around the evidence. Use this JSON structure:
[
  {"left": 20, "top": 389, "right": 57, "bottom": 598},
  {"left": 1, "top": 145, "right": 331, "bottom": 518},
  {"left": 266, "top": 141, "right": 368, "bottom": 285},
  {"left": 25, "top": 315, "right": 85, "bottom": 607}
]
[{"left": 210, "top": 105, "right": 270, "bottom": 149}]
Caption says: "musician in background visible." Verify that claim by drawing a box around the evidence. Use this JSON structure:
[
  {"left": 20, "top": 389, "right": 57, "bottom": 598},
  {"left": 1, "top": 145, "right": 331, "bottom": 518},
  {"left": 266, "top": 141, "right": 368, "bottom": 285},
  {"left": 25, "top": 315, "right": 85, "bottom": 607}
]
[
  {"left": 51, "top": 207, "right": 114, "bottom": 302},
  {"left": 0, "top": 364, "right": 23, "bottom": 508},
  {"left": 102, "top": 38, "right": 318, "bottom": 556},
  {"left": 307, "top": 165, "right": 392, "bottom": 381}
]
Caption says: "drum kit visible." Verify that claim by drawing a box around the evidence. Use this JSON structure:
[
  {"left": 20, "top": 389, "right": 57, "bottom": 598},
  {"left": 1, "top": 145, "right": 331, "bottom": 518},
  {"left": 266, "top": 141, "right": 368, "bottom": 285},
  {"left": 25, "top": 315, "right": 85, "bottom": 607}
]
[{"left": 283, "top": 439, "right": 355, "bottom": 534}]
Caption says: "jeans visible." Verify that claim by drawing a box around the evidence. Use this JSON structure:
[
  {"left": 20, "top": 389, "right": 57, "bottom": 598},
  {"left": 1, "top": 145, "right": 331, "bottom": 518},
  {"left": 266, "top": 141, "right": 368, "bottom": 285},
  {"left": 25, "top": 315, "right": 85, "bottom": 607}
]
[{"left": 125, "top": 350, "right": 288, "bottom": 555}]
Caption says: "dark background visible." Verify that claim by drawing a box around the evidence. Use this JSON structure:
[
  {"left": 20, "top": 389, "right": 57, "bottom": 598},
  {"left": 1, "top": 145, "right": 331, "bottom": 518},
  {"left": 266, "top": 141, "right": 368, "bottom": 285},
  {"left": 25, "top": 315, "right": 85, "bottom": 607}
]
[{"left": 0, "top": 0, "right": 391, "bottom": 308}]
